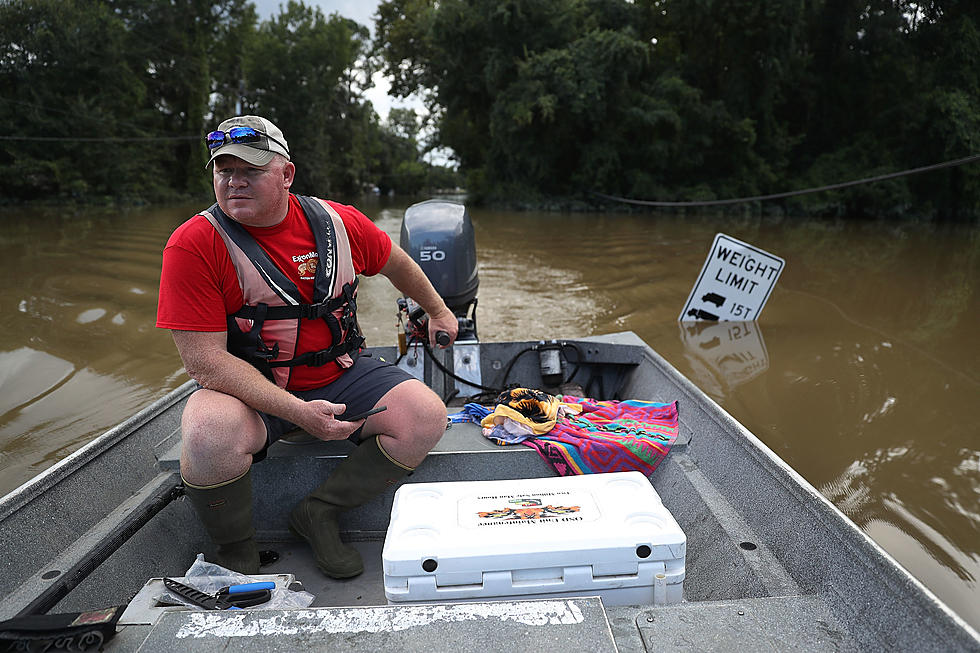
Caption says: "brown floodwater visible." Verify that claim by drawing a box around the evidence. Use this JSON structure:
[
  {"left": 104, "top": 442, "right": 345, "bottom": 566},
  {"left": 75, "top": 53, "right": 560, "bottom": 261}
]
[{"left": 1, "top": 199, "right": 977, "bottom": 628}]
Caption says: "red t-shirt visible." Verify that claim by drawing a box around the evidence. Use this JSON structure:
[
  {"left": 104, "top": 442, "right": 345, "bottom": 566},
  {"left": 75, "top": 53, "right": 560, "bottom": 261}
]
[{"left": 157, "top": 194, "right": 392, "bottom": 389}]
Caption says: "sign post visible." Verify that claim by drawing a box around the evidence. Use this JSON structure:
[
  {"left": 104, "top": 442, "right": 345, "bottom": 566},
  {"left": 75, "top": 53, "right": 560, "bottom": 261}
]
[{"left": 679, "top": 233, "right": 785, "bottom": 321}]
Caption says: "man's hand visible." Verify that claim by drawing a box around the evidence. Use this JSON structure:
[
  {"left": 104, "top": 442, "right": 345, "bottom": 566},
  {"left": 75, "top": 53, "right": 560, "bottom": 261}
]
[
  {"left": 171, "top": 330, "right": 368, "bottom": 443},
  {"left": 427, "top": 308, "right": 459, "bottom": 348},
  {"left": 380, "top": 245, "right": 459, "bottom": 348},
  {"left": 291, "top": 400, "right": 364, "bottom": 441}
]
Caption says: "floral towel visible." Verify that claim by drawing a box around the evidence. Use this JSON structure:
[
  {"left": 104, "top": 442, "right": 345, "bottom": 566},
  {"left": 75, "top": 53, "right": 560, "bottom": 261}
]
[{"left": 480, "top": 387, "right": 584, "bottom": 436}]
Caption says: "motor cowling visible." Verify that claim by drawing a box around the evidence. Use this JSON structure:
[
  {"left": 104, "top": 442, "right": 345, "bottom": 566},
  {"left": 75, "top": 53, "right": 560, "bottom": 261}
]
[{"left": 399, "top": 199, "right": 479, "bottom": 341}]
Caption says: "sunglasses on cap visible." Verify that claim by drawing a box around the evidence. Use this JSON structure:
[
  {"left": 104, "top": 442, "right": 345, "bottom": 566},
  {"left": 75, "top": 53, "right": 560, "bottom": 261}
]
[{"left": 205, "top": 126, "right": 289, "bottom": 153}]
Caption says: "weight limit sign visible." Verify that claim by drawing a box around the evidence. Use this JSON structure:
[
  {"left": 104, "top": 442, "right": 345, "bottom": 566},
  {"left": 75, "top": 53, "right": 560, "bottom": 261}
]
[{"left": 679, "top": 233, "right": 785, "bottom": 321}]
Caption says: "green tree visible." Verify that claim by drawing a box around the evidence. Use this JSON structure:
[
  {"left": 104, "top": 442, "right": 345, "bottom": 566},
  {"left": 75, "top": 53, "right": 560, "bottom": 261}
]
[
  {"left": 3, "top": 0, "right": 977, "bottom": 217},
  {"left": 374, "top": 108, "right": 424, "bottom": 195},
  {"left": 111, "top": 0, "right": 255, "bottom": 196},
  {"left": 375, "top": 0, "right": 779, "bottom": 203},
  {"left": 782, "top": 0, "right": 980, "bottom": 218},
  {"left": 0, "top": 0, "right": 155, "bottom": 200},
  {"left": 376, "top": 0, "right": 587, "bottom": 194},
  {"left": 375, "top": 0, "right": 980, "bottom": 218},
  {"left": 243, "top": 1, "right": 379, "bottom": 195},
  {"left": 0, "top": 0, "right": 259, "bottom": 202},
  {"left": 902, "top": 4, "right": 980, "bottom": 219},
  {"left": 207, "top": 2, "right": 261, "bottom": 127}
]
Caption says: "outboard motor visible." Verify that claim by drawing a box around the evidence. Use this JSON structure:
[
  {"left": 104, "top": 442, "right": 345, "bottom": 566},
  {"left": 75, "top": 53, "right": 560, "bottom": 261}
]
[
  {"left": 397, "top": 199, "right": 483, "bottom": 399},
  {"left": 398, "top": 199, "right": 479, "bottom": 342}
]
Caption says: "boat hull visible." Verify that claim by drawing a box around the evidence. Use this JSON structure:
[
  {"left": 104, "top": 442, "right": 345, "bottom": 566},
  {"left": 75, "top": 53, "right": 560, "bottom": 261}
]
[{"left": 0, "top": 333, "right": 976, "bottom": 651}]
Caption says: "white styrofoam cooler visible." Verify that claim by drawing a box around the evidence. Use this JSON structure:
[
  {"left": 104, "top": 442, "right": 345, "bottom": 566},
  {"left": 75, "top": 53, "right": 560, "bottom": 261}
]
[{"left": 383, "top": 471, "right": 686, "bottom": 606}]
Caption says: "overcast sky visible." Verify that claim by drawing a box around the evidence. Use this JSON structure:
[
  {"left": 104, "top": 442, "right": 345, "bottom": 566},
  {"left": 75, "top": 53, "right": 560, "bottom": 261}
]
[{"left": 249, "top": 0, "right": 408, "bottom": 121}]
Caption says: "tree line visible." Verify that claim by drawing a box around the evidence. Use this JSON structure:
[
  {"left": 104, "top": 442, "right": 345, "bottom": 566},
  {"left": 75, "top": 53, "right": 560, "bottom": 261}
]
[
  {"left": 0, "top": 0, "right": 457, "bottom": 204},
  {"left": 2, "top": 0, "right": 978, "bottom": 220},
  {"left": 375, "top": 0, "right": 979, "bottom": 220}
]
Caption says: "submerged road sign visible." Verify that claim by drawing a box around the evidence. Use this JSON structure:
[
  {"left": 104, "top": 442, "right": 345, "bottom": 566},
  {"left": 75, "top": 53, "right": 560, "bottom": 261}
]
[{"left": 679, "top": 233, "right": 785, "bottom": 321}]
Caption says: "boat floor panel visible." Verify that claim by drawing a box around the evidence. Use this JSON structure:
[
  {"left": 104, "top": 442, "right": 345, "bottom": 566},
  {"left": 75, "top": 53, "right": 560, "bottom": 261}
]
[
  {"left": 132, "top": 595, "right": 617, "bottom": 652},
  {"left": 621, "top": 595, "right": 860, "bottom": 652},
  {"left": 262, "top": 539, "right": 389, "bottom": 608},
  {"left": 258, "top": 538, "right": 862, "bottom": 652}
]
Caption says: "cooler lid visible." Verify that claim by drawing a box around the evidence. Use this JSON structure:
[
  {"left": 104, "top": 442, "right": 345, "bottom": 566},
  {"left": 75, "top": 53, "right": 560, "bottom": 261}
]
[{"left": 383, "top": 472, "right": 686, "bottom": 579}]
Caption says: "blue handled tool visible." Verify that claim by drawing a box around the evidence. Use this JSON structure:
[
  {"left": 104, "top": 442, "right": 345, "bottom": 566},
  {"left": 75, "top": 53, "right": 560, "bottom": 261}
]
[
  {"left": 164, "top": 578, "right": 273, "bottom": 610},
  {"left": 218, "top": 582, "right": 276, "bottom": 596}
]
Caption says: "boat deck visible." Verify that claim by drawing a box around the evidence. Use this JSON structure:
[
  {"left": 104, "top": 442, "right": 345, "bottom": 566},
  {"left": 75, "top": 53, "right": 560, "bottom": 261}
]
[{"left": 117, "top": 419, "right": 862, "bottom": 651}]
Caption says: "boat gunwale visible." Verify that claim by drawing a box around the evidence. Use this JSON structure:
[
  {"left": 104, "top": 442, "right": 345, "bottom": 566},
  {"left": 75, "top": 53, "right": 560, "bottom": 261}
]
[{"left": 0, "top": 380, "right": 197, "bottom": 522}]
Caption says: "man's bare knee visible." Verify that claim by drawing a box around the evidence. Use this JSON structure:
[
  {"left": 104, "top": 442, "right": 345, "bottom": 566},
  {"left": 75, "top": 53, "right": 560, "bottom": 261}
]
[
  {"left": 180, "top": 390, "right": 266, "bottom": 479},
  {"left": 412, "top": 387, "right": 449, "bottom": 445},
  {"left": 367, "top": 381, "right": 446, "bottom": 465},
  {"left": 184, "top": 391, "right": 242, "bottom": 439}
]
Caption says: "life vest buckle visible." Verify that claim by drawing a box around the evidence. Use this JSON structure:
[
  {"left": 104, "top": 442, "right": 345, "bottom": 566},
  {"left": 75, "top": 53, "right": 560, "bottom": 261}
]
[
  {"left": 254, "top": 342, "right": 280, "bottom": 361},
  {"left": 309, "top": 346, "right": 340, "bottom": 367},
  {"left": 299, "top": 302, "right": 325, "bottom": 320}
]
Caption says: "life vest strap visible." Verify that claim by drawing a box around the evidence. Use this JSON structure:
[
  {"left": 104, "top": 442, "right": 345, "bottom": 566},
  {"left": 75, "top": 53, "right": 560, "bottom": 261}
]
[
  {"left": 268, "top": 332, "right": 366, "bottom": 369},
  {"left": 233, "top": 279, "right": 359, "bottom": 321}
]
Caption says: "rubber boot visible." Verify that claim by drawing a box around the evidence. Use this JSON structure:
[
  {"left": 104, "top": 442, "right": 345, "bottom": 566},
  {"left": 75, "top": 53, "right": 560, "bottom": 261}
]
[
  {"left": 288, "top": 436, "right": 414, "bottom": 579},
  {"left": 182, "top": 469, "right": 260, "bottom": 575}
]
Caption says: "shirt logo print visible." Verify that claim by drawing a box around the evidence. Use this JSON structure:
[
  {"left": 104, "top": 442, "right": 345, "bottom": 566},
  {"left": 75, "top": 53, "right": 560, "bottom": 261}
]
[{"left": 293, "top": 250, "right": 318, "bottom": 279}]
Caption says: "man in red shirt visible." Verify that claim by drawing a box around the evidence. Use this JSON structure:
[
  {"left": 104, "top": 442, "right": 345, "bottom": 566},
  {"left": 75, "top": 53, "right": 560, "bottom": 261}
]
[{"left": 157, "top": 115, "right": 458, "bottom": 577}]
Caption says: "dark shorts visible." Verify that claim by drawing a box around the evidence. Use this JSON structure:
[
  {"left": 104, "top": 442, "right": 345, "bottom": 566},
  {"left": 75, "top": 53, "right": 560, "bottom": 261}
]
[{"left": 253, "top": 352, "right": 415, "bottom": 463}]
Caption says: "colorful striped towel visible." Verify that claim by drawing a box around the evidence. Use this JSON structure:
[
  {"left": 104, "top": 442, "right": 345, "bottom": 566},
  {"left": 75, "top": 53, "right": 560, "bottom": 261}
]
[{"left": 523, "top": 397, "right": 680, "bottom": 476}]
